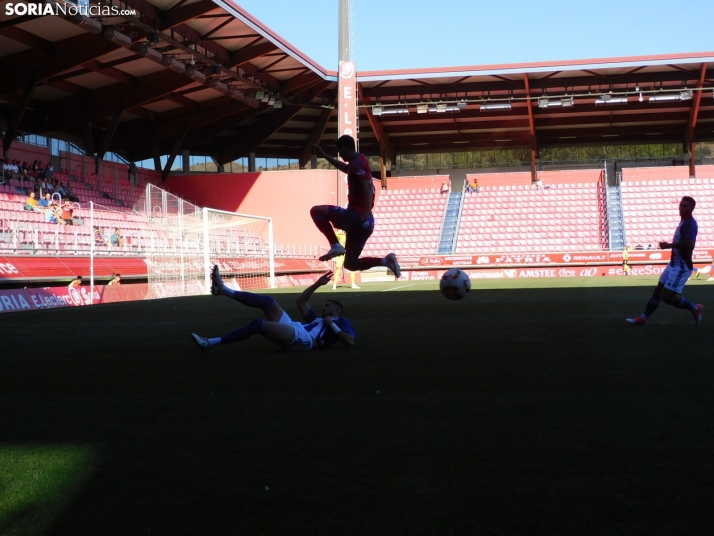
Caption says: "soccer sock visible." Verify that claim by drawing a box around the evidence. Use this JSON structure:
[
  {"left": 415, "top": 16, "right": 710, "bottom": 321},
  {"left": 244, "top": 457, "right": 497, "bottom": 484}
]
[
  {"left": 356, "top": 257, "right": 383, "bottom": 270},
  {"left": 221, "top": 287, "right": 275, "bottom": 310},
  {"left": 641, "top": 298, "right": 660, "bottom": 319},
  {"left": 207, "top": 337, "right": 222, "bottom": 347},
  {"left": 675, "top": 297, "right": 698, "bottom": 311},
  {"left": 220, "top": 319, "right": 265, "bottom": 345},
  {"left": 310, "top": 210, "right": 338, "bottom": 244}
]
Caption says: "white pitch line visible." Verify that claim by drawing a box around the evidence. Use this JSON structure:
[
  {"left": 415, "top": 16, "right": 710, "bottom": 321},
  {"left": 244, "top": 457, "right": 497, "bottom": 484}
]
[{"left": 381, "top": 284, "right": 417, "bottom": 292}]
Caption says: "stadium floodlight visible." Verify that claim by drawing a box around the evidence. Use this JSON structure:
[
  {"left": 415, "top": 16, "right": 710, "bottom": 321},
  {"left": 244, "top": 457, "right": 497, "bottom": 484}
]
[
  {"left": 595, "top": 95, "right": 628, "bottom": 105},
  {"left": 480, "top": 103, "right": 512, "bottom": 111},
  {"left": 432, "top": 103, "right": 460, "bottom": 113},
  {"left": 680, "top": 90, "right": 693, "bottom": 100},
  {"left": 103, "top": 28, "right": 132, "bottom": 48},
  {"left": 184, "top": 66, "right": 206, "bottom": 83},
  {"left": 372, "top": 105, "right": 383, "bottom": 116},
  {"left": 416, "top": 104, "right": 429, "bottom": 114},
  {"left": 648, "top": 93, "right": 681, "bottom": 102},
  {"left": 456, "top": 100, "right": 468, "bottom": 110},
  {"left": 381, "top": 106, "right": 409, "bottom": 115},
  {"left": 161, "top": 56, "right": 186, "bottom": 73},
  {"left": 136, "top": 44, "right": 163, "bottom": 64},
  {"left": 273, "top": 100, "right": 283, "bottom": 109},
  {"left": 255, "top": 90, "right": 265, "bottom": 100}
]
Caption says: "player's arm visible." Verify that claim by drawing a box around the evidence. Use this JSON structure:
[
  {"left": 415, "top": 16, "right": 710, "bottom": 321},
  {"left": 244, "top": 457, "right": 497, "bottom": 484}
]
[
  {"left": 296, "top": 271, "right": 333, "bottom": 317},
  {"left": 659, "top": 239, "right": 695, "bottom": 250},
  {"left": 323, "top": 316, "right": 355, "bottom": 347},
  {"left": 312, "top": 145, "right": 349, "bottom": 173}
]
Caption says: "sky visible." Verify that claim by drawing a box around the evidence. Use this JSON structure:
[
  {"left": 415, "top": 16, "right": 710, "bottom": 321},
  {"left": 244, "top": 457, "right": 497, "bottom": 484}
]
[{"left": 233, "top": 0, "right": 713, "bottom": 72}]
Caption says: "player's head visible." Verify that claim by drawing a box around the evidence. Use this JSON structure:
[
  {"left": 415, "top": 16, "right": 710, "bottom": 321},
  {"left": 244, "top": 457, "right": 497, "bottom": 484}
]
[
  {"left": 679, "top": 196, "right": 696, "bottom": 218},
  {"left": 335, "top": 135, "right": 356, "bottom": 160},
  {"left": 322, "top": 299, "right": 343, "bottom": 317}
]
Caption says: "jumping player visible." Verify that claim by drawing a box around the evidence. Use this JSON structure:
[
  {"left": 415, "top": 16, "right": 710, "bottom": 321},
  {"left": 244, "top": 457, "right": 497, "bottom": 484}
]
[
  {"left": 311, "top": 135, "right": 401, "bottom": 279},
  {"left": 191, "top": 266, "right": 355, "bottom": 353},
  {"left": 626, "top": 196, "right": 703, "bottom": 325}
]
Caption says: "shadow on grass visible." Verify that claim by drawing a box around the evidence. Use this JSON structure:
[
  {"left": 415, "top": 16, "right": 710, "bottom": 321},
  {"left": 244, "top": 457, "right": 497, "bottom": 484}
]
[
  {"left": 0, "top": 445, "right": 95, "bottom": 536},
  {"left": 1, "top": 284, "right": 714, "bottom": 534}
]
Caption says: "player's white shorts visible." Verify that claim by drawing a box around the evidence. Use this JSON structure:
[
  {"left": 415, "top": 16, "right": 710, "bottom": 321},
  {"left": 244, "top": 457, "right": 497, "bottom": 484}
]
[
  {"left": 277, "top": 312, "right": 314, "bottom": 351},
  {"left": 659, "top": 264, "right": 692, "bottom": 294}
]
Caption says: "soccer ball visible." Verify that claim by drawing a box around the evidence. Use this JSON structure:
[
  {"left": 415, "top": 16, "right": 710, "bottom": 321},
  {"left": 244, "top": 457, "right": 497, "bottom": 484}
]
[{"left": 440, "top": 269, "right": 471, "bottom": 300}]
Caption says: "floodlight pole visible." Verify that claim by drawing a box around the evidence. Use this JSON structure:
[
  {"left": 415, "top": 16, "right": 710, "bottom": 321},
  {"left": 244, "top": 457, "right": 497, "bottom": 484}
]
[{"left": 338, "top": 0, "right": 350, "bottom": 62}]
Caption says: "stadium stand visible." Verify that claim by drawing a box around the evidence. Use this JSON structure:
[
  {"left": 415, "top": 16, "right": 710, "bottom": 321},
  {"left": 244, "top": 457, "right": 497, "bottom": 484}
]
[
  {"left": 362, "top": 188, "right": 448, "bottom": 257},
  {"left": 621, "top": 177, "right": 714, "bottom": 249},
  {"left": 455, "top": 182, "right": 607, "bottom": 253}
]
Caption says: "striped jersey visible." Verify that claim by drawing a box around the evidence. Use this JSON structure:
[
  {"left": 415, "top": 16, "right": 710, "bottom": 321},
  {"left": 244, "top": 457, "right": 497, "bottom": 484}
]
[
  {"left": 302, "top": 309, "right": 356, "bottom": 349},
  {"left": 670, "top": 217, "right": 698, "bottom": 270}
]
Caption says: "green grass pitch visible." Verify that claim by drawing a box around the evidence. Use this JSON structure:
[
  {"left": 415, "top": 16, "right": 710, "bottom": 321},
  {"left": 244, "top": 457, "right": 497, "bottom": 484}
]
[{"left": 2, "top": 275, "right": 714, "bottom": 535}]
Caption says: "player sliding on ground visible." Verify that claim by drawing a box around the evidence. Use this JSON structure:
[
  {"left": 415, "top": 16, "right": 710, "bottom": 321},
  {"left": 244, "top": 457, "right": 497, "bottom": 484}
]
[
  {"left": 626, "top": 196, "right": 703, "bottom": 326},
  {"left": 311, "top": 134, "right": 401, "bottom": 279},
  {"left": 191, "top": 266, "right": 355, "bottom": 353}
]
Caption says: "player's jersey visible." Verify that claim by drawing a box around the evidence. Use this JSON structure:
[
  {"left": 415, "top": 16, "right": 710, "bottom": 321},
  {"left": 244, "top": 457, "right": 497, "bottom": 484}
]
[
  {"left": 670, "top": 217, "right": 698, "bottom": 270},
  {"left": 346, "top": 153, "right": 375, "bottom": 214},
  {"left": 302, "top": 308, "right": 356, "bottom": 349}
]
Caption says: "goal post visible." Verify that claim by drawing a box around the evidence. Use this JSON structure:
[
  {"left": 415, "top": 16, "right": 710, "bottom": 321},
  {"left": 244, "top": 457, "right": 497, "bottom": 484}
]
[
  {"left": 202, "top": 207, "right": 275, "bottom": 292},
  {"left": 136, "top": 184, "right": 274, "bottom": 298}
]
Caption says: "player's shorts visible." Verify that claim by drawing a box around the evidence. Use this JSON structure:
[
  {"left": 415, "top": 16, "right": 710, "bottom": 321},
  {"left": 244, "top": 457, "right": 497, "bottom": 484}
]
[
  {"left": 327, "top": 206, "right": 374, "bottom": 257},
  {"left": 277, "top": 311, "right": 314, "bottom": 351},
  {"left": 659, "top": 264, "right": 692, "bottom": 294}
]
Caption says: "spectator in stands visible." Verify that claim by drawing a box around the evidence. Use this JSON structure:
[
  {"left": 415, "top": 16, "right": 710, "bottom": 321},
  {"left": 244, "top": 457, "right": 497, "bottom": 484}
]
[
  {"left": 36, "top": 162, "right": 45, "bottom": 179},
  {"left": 466, "top": 178, "right": 480, "bottom": 194},
  {"left": 110, "top": 228, "right": 124, "bottom": 248},
  {"left": 46, "top": 203, "right": 60, "bottom": 224},
  {"left": 19, "top": 161, "right": 32, "bottom": 182},
  {"left": 8, "top": 160, "right": 19, "bottom": 181},
  {"left": 94, "top": 226, "right": 107, "bottom": 246},
  {"left": 1, "top": 158, "right": 17, "bottom": 182},
  {"left": 108, "top": 274, "right": 121, "bottom": 286},
  {"left": 60, "top": 200, "right": 74, "bottom": 225},
  {"left": 63, "top": 182, "right": 80, "bottom": 202},
  {"left": 440, "top": 181, "right": 450, "bottom": 194},
  {"left": 45, "top": 161, "right": 55, "bottom": 181},
  {"left": 32, "top": 160, "right": 40, "bottom": 177},
  {"left": 38, "top": 192, "right": 51, "bottom": 209},
  {"left": 534, "top": 177, "right": 545, "bottom": 191},
  {"left": 24, "top": 192, "right": 38, "bottom": 211},
  {"left": 68, "top": 276, "right": 83, "bottom": 287},
  {"left": 0, "top": 159, "right": 8, "bottom": 184},
  {"left": 33, "top": 178, "right": 42, "bottom": 195}
]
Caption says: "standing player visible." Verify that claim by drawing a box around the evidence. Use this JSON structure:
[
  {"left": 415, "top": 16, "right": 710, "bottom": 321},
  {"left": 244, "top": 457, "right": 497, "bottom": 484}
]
[
  {"left": 626, "top": 196, "right": 703, "bottom": 325},
  {"left": 191, "top": 266, "right": 355, "bottom": 353},
  {"left": 333, "top": 229, "right": 359, "bottom": 289},
  {"left": 311, "top": 135, "right": 401, "bottom": 279}
]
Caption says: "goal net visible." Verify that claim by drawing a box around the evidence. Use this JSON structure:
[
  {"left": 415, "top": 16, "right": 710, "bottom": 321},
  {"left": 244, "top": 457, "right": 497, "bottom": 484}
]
[{"left": 134, "top": 184, "right": 274, "bottom": 298}]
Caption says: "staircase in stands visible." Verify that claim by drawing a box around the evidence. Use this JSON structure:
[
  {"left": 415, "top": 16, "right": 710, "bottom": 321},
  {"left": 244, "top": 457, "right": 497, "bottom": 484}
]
[
  {"left": 605, "top": 175, "right": 626, "bottom": 250},
  {"left": 438, "top": 191, "right": 462, "bottom": 254}
]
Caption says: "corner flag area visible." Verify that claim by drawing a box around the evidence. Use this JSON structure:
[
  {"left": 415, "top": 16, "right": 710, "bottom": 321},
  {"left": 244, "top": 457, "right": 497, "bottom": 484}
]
[{"left": 2, "top": 276, "right": 714, "bottom": 534}]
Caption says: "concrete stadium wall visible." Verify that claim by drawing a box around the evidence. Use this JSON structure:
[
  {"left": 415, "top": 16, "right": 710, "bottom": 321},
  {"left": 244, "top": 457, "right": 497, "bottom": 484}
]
[
  {"left": 165, "top": 170, "right": 340, "bottom": 246},
  {"left": 621, "top": 165, "right": 714, "bottom": 182},
  {"left": 466, "top": 169, "right": 602, "bottom": 187}
]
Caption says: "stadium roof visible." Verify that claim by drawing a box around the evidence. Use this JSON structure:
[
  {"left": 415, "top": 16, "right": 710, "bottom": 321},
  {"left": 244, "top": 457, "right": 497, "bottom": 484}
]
[{"left": 1, "top": 0, "right": 713, "bottom": 173}]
